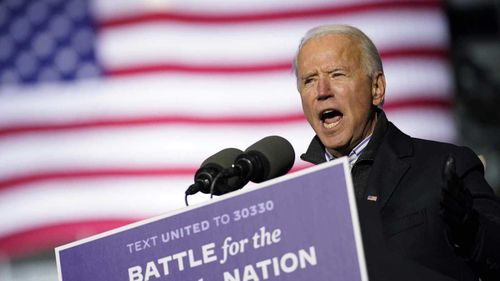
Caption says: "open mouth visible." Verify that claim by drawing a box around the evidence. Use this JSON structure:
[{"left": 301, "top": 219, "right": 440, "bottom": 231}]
[{"left": 320, "top": 109, "right": 342, "bottom": 129}]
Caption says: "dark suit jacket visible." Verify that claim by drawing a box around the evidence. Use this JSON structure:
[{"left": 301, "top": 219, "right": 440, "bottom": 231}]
[{"left": 301, "top": 112, "right": 500, "bottom": 281}]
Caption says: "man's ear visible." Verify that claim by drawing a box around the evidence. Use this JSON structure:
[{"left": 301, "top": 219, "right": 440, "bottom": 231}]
[{"left": 371, "top": 71, "right": 386, "bottom": 107}]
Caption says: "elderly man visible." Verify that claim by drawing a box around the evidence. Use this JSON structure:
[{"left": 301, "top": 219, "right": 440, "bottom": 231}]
[{"left": 294, "top": 25, "right": 500, "bottom": 280}]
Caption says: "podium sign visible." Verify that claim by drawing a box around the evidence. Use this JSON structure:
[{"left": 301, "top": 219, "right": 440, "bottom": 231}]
[{"left": 56, "top": 158, "right": 368, "bottom": 281}]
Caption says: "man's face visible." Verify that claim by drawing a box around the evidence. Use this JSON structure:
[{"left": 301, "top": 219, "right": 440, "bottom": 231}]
[{"left": 297, "top": 34, "right": 384, "bottom": 157}]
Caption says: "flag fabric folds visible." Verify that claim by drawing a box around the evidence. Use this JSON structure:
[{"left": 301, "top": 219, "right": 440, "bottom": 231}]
[{"left": 0, "top": 0, "right": 453, "bottom": 258}]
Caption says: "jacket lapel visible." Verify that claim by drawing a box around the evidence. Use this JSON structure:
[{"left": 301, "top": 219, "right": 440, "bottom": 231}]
[
  {"left": 300, "top": 135, "right": 327, "bottom": 165},
  {"left": 366, "top": 123, "right": 413, "bottom": 210}
]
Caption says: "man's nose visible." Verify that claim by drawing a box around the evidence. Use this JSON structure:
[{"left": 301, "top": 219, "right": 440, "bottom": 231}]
[{"left": 316, "top": 76, "right": 333, "bottom": 101}]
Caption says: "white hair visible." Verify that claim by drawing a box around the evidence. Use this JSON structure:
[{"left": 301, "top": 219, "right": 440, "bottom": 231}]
[{"left": 292, "top": 24, "right": 384, "bottom": 84}]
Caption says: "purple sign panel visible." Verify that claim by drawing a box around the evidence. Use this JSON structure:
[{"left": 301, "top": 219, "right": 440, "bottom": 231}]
[{"left": 56, "top": 158, "right": 367, "bottom": 281}]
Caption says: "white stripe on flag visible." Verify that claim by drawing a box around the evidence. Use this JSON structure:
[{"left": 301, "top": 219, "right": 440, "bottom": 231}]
[{"left": 97, "top": 9, "right": 448, "bottom": 69}]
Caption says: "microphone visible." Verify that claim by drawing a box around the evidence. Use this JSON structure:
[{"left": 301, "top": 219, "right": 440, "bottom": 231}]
[
  {"left": 224, "top": 135, "right": 295, "bottom": 185},
  {"left": 185, "top": 148, "right": 243, "bottom": 196}
]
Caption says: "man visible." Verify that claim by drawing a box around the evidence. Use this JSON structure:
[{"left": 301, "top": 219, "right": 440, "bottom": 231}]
[{"left": 294, "top": 25, "right": 500, "bottom": 280}]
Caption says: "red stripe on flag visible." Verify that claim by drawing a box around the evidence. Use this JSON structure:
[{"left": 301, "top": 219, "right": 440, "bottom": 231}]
[
  {"left": 383, "top": 97, "right": 452, "bottom": 111},
  {"left": 0, "top": 168, "right": 196, "bottom": 192},
  {"left": 0, "top": 113, "right": 307, "bottom": 138},
  {"left": 0, "top": 219, "right": 139, "bottom": 258},
  {"left": 98, "top": 0, "right": 441, "bottom": 27},
  {"left": 105, "top": 48, "right": 448, "bottom": 77},
  {"left": 290, "top": 163, "right": 315, "bottom": 172},
  {"left": 0, "top": 164, "right": 315, "bottom": 192},
  {"left": 0, "top": 164, "right": 310, "bottom": 194},
  {"left": 105, "top": 62, "right": 291, "bottom": 76},
  {"left": 380, "top": 48, "right": 448, "bottom": 60},
  {"left": 0, "top": 97, "right": 450, "bottom": 139}
]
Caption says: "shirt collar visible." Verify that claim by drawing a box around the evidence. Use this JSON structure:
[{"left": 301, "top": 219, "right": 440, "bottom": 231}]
[{"left": 324, "top": 134, "right": 372, "bottom": 167}]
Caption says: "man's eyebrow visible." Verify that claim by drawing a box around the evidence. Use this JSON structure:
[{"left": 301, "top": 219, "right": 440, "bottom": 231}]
[
  {"left": 327, "top": 66, "right": 347, "bottom": 72},
  {"left": 300, "top": 71, "right": 317, "bottom": 80}
]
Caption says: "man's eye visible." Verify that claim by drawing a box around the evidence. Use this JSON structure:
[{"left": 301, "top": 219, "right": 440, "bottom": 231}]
[
  {"left": 331, "top": 72, "right": 344, "bottom": 77},
  {"left": 303, "top": 78, "right": 313, "bottom": 85}
]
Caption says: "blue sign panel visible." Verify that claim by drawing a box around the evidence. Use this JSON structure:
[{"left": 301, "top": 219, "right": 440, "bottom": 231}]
[{"left": 56, "top": 158, "right": 367, "bottom": 281}]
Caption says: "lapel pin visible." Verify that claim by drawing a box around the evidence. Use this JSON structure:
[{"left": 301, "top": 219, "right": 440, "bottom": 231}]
[{"left": 367, "top": 195, "right": 378, "bottom": 202}]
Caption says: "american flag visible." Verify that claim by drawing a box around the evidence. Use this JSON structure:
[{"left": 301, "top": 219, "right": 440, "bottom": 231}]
[{"left": 0, "top": 0, "right": 453, "bottom": 258}]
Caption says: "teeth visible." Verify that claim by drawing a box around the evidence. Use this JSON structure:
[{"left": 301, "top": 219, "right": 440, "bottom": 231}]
[
  {"left": 321, "top": 110, "right": 334, "bottom": 119},
  {"left": 323, "top": 122, "right": 336, "bottom": 129}
]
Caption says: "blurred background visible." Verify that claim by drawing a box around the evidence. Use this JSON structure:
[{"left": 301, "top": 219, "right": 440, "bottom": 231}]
[{"left": 0, "top": 0, "right": 498, "bottom": 280}]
